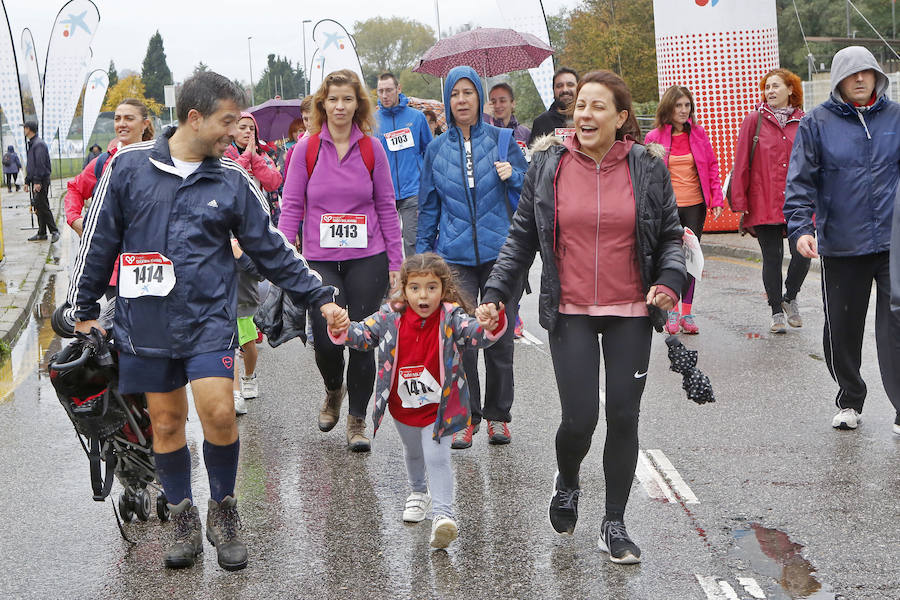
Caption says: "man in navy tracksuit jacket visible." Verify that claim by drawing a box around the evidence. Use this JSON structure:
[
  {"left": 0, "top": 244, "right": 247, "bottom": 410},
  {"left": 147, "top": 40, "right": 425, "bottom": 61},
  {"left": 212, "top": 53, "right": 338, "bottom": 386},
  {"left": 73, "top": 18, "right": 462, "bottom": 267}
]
[
  {"left": 785, "top": 46, "right": 900, "bottom": 435},
  {"left": 375, "top": 72, "right": 432, "bottom": 258},
  {"left": 67, "top": 72, "right": 343, "bottom": 571}
]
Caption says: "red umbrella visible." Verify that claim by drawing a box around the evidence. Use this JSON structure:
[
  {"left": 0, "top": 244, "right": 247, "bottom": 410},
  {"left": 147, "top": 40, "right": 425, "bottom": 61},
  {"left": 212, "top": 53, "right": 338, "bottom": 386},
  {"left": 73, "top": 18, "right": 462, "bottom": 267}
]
[{"left": 413, "top": 28, "right": 553, "bottom": 79}]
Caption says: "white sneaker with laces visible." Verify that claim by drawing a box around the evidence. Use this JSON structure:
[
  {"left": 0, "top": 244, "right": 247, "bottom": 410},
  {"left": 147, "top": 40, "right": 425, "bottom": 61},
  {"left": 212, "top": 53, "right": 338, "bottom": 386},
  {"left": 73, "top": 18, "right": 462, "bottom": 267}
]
[
  {"left": 430, "top": 516, "right": 458, "bottom": 549},
  {"left": 240, "top": 373, "right": 258, "bottom": 399},
  {"left": 832, "top": 407, "right": 860, "bottom": 430},
  {"left": 402, "top": 491, "right": 432, "bottom": 523},
  {"left": 233, "top": 390, "right": 248, "bottom": 416}
]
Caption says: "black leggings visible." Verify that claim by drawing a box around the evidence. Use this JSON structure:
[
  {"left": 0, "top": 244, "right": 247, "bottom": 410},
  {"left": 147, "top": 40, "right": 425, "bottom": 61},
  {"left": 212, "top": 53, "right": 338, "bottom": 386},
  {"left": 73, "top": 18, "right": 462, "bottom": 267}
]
[
  {"left": 549, "top": 315, "right": 652, "bottom": 521},
  {"left": 677, "top": 203, "right": 706, "bottom": 305},
  {"left": 308, "top": 253, "right": 389, "bottom": 417},
  {"left": 5, "top": 172, "right": 16, "bottom": 190},
  {"left": 755, "top": 224, "right": 810, "bottom": 314}
]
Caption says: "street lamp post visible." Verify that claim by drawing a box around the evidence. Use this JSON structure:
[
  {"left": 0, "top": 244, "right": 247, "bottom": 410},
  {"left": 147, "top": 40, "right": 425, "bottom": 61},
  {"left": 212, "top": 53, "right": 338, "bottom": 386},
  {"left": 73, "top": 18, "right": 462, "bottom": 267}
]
[
  {"left": 248, "top": 36, "right": 255, "bottom": 105},
  {"left": 302, "top": 19, "right": 312, "bottom": 96}
]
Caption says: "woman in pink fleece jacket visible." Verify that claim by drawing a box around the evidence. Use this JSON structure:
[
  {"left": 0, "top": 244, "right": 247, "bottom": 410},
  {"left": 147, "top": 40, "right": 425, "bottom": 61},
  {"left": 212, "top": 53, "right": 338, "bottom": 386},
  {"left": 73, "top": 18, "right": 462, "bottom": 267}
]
[{"left": 278, "top": 69, "right": 403, "bottom": 452}]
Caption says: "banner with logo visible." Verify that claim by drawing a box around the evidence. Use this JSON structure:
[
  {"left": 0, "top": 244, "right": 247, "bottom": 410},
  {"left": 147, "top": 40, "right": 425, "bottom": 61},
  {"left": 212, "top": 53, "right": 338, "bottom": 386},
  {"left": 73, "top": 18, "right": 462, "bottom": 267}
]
[
  {"left": 82, "top": 68, "right": 107, "bottom": 152},
  {"left": 0, "top": 1, "right": 27, "bottom": 166},
  {"left": 42, "top": 0, "right": 99, "bottom": 149},
  {"left": 653, "top": 0, "right": 778, "bottom": 232},
  {"left": 309, "top": 19, "right": 364, "bottom": 91},
  {"left": 495, "top": 0, "right": 554, "bottom": 110},
  {"left": 21, "top": 28, "right": 42, "bottom": 130}
]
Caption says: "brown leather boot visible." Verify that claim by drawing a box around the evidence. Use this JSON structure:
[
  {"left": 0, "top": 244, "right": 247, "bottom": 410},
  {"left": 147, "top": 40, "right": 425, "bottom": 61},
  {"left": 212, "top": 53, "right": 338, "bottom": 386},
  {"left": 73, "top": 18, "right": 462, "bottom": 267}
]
[
  {"left": 318, "top": 386, "right": 345, "bottom": 432},
  {"left": 346, "top": 414, "right": 371, "bottom": 452}
]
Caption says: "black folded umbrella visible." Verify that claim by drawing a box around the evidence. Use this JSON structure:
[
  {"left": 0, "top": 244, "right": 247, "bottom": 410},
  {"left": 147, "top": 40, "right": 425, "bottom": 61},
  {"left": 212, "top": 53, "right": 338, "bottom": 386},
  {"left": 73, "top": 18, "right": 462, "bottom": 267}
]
[{"left": 665, "top": 335, "right": 715, "bottom": 405}]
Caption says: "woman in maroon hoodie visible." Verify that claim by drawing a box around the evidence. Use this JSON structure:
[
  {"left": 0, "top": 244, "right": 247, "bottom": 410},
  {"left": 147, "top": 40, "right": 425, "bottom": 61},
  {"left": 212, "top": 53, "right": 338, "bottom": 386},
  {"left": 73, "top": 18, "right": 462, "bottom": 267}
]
[
  {"left": 482, "top": 71, "right": 685, "bottom": 564},
  {"left": 730, "top": 69, "right": 810, "bottom": 334}
]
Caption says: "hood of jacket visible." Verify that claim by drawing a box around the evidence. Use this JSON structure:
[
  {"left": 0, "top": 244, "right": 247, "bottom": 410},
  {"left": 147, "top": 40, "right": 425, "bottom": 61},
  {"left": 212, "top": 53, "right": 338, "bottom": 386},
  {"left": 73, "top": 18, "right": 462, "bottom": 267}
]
[
  {"left": 6, "top": 145, "right": 13, "bottom": 153},
  {"left": 443, "top": 66, "right": 484, "bottom": 133},
  {"left": 377, "top": 93, "right": 410, "bottom": 115},
  {"left": 830, "top": 46, "right": 889, "bottom": 103}
]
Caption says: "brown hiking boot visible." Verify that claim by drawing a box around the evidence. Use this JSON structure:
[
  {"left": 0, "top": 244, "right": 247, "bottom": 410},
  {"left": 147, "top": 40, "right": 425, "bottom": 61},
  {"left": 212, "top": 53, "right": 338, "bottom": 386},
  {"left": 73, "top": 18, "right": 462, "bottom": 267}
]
[
  {"left": 163, "top": 499, "right": 203, "bottom": 569},
  {"left": 318, "top": 386, "right": 345, "bottom": 432},
  {"left": 206, "top": 496, "right": 248, "bottom": 571},
  {"left": 346, "top": 414, "right": 371, "bottom": 452}
]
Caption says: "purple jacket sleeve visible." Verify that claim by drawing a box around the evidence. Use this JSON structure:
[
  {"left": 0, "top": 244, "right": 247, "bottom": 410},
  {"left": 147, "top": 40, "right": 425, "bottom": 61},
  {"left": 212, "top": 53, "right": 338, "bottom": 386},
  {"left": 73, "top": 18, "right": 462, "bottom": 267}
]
[
  {"left": 278, "top": 138, "right": 309, "bottom": 243},
  {"left": 370, "top": 138, "right": 404, "bottom": 271}
]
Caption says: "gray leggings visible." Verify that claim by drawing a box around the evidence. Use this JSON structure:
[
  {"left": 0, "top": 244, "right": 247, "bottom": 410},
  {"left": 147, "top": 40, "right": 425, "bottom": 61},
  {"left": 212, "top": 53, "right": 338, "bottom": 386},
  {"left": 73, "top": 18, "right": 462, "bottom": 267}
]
[{"left": 393, "top": 420, "right": 454, "bottom": 519}]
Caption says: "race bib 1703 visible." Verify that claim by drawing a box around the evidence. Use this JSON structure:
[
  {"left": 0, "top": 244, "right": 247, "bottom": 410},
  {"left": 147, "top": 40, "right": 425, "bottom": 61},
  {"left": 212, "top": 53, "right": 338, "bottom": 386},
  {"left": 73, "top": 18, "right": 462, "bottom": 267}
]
[
  {"left": 118, "top": 252, "right": 176, "bottom": 299},
  {"left": 385, "top": 127, "right": 414, "bottom": 151},
  {"left": 397, "top": 365, "right": 442, "bottom": 409},
  {"left": 320, "top": 214, "right": 368, "bottom": 249}
]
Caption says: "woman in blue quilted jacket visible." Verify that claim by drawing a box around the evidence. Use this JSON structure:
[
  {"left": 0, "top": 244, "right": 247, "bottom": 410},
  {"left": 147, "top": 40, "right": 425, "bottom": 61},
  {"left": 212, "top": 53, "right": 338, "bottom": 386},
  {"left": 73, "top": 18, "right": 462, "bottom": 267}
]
[{"left": 416, "top": 65, "right": 528, "bottom": 449}]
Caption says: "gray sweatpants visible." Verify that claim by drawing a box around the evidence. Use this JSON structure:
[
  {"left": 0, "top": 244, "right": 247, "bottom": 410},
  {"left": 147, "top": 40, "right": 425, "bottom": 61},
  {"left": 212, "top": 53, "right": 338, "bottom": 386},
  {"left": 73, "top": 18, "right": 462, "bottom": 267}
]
[
  {"left": 393, "top": 420, "right": 454, "bottom": 518},
  {"left": 396, "top": 195, "right": 418, "bottom": 259}
]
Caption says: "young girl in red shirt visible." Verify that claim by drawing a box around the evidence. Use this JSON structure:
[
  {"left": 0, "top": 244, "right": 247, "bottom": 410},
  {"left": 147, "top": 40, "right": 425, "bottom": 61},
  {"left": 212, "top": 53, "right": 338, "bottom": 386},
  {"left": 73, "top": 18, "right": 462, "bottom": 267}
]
[{"left": 326, "top": 253, "right": 506, "bottom": 548}]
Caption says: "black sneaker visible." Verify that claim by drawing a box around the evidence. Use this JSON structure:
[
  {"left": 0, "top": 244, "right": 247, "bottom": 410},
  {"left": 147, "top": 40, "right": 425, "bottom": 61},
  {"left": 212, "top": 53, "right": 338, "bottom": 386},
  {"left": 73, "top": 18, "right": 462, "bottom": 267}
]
[
  {"left": 893, "top": 413, "right": 900, "bottom": 436},
  {"left": 27, "top": 233, "right": 47, "bottom": 241},
  {"left": 548, "top": 471, "right": 580, "bottom": 535},
  {"left": 206, "top": 496, "right": 248, "bottom": 571},
  {"left": 598, "top": 518, "right": 641, "bottom": 564},
  {"left": 50, "top": 231, "right": 60, "bottom": 243},
  {"left": 163, "top": 499, "right": 203, "bottom": 569}
]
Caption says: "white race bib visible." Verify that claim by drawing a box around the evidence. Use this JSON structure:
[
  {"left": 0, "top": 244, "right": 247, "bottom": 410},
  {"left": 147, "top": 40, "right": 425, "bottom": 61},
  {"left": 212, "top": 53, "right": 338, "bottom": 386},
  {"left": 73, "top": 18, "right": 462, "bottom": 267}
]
[
  {"left": 385, "top": 128, "right": 414, "bottom": 151},
  {"left": 555, "top": 127, "right": 576, "bottom": 140},
  {"left": 118, "top": 252, "right": 176, "bottom": 299},
  {"left": 397, "top": 365, "right": 442, "bottom": 409},
  {"left": 320, "top": 214, "right": 368, "bottom": 248}
]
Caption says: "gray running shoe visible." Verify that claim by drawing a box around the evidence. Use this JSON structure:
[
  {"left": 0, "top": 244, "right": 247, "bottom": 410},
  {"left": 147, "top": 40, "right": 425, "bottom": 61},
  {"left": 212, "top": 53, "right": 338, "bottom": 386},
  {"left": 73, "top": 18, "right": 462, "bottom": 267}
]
[
  {"left": 782, "top": 299, "right": 802, "bottom": 327},
  {"left": 318, "top": 386, "right": 345, "bottom": 432},
  {"left": 770, "top": 312, "right": 787, "bottom": 334},
  {"left": 163, "top": 499, "right": 203, "bottom": 569},
  {"left": 206, "top": 496, "right": 248, "bottom": 571}
]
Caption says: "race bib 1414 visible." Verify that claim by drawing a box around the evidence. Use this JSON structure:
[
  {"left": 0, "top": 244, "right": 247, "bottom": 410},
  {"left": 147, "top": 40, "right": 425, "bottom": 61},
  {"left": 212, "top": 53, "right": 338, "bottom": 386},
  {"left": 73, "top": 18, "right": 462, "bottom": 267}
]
[{"left": 118, "top": 252, "right": 176, "bottom": 299}]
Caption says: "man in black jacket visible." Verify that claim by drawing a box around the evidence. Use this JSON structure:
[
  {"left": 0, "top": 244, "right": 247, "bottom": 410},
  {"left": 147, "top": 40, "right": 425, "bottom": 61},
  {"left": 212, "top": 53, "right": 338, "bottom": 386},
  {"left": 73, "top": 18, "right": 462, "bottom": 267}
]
[
  {"left": 527, "top": 68, "right": 578, "bottom": 146},
  {"left": 23, "top": 120, "right": 59, "bottom": 242}
]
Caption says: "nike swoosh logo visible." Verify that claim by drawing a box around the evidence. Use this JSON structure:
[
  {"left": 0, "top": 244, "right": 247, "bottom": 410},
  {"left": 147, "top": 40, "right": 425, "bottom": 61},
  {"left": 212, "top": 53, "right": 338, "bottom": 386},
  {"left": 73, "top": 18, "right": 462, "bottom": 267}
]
[{"left": 634, "top": 371, "right": 647, "bottom": 379}]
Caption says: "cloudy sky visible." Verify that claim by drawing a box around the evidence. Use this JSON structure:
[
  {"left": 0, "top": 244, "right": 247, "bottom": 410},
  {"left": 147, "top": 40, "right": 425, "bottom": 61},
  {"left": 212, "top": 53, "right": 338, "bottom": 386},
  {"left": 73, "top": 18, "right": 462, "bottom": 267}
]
[{"left": 8, "top": 0, "right": 580, "bottom": 85}]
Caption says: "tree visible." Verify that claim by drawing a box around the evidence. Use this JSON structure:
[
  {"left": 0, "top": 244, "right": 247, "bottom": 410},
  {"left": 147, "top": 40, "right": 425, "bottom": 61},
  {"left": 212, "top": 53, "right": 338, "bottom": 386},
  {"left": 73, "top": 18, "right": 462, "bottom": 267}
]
[
  {"left": 559, "top": 0, "right": 658, "bottom": 102},
  {"left": 194, "top": 61, "right": 209, "bottom": 75},
  {"left": 547, "top": 9, "right": 569, "bottom": 69},
  {"left": 253, "top": 54, "right": 306, "bottom": 101},
  {"left": 108, "top": 60, "right": 118, "bottom": 88},
  {"left": 102, "top": 75, "right": 163, "bottom": 115},
  {"left": 141, "top": 31, "right": 173, "bottom": 105},
  {"left": 506, "top": 71, "right": 545, "bottom": 126},
  {"left": 398, "top": 69, "right": 442, "bottom": 100},
  {"left": 354, "top": 17, "right": 436, "bottom": 88}
]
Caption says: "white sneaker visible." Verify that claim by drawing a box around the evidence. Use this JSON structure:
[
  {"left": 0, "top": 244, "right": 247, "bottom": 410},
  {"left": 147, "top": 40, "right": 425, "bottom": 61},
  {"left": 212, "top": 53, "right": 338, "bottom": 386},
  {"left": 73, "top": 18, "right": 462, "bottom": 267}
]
[
  {"left": 233, "top": 390, "right": 248, "bottom": 416},
  {"left": 430, "top": 516, "right": 458, "bottom": 549},
  {"left": 402, "top": 491, "right": 432, "bottom": 523},
  {"left": 832, "top": 408, "right": 860, "bottom": 430},
  {"left": 240, "top": 373, "right": 258, "bottom": 399}
]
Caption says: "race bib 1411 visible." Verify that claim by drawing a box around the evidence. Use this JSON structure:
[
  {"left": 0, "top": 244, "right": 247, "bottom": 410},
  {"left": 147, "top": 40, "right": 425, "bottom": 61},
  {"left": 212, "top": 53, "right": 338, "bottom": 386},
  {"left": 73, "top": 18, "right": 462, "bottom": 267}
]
[{"left": 397, "top": 365, "right": 441, "bottom": 409}]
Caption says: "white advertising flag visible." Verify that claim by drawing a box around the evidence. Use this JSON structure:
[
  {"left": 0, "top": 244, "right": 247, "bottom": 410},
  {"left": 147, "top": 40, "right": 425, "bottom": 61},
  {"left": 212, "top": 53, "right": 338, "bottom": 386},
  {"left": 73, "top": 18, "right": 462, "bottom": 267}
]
[
  {"left": 495, "top": 0, "right": 554, "bottom": 110},
  {"left": 82, "top": 68, "right": 107, "bottom": 152},
  {"left": 42, "top": 0, "right": 99, "bottom": 153},
  {"left": 0, "top": 1, "right": 26, "bottom": 164},
  {"left": 20, "top": 28, "right": 42, "bottom": 132},
  {"left": 309, "top": 19, "right": 364, "bottom": 91}
]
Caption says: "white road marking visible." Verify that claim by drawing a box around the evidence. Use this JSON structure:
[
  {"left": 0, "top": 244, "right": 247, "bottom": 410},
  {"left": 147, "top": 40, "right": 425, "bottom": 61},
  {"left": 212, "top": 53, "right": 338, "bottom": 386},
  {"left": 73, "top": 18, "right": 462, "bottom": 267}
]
[
  {"left": 646, "top": 449, "right": 699, "bottom": 504},
  {"left": 636, "top": 450, "right": 676, "bottom": 502},
  {"left": 738, "top": 577, "right": 767, "bottom": 599},
  {"left": 696, "top": 575, "right": 728, "bottom": 599},
  {"left": 719, "top": 581, "right": 740, "bottom": 600},
  {"left": 517, "top": 329, "right": 544, "bottom": 345}
]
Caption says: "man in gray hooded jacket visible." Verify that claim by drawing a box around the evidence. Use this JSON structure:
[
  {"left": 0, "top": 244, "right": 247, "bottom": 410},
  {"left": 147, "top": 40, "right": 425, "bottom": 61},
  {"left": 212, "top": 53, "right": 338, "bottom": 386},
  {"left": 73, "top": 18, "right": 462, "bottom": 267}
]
[{"left": 785, "top": 46, "right": 900, "bottom": 435}]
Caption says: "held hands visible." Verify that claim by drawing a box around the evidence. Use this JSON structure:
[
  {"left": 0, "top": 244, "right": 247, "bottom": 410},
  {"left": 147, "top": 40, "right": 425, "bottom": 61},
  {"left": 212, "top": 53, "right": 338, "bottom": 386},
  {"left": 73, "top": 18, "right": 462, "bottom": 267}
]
[
  {"left": 646, "top": 286, "right": 676, "bottom": 311},
  {"left": 796, "top": 234, "right": 818, "bottom": 259},
  {"left": 322, "top": 303, "right": 350, "bottom": 336},
  {"left": 389, "top": 271, "right": 400, "bottom": 294},
  {"left": 475, "top": 302, "right": 505, "bottom": 331},
  {"left": 494, "top": 161, "right": 512, "bottom": 181},
  {"left": 711, "top": 206, "right": 723, "bottom": 219},
  {"left": 230, "top": 238, "right": 243, "bottom": 259}
]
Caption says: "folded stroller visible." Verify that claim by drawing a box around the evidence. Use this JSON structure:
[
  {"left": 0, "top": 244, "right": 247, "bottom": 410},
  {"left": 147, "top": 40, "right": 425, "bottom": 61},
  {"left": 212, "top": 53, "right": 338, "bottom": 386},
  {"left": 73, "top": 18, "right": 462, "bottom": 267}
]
[{"left": 48, "top": 300, "right": 169, "bottom": 538}]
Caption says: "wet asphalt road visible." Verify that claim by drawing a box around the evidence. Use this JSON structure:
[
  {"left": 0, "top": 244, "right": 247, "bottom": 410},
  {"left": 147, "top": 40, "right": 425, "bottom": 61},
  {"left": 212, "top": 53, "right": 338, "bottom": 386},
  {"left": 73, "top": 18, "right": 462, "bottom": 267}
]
[{"left": 1, "top": 234, "right": 898, "bottom": 599}]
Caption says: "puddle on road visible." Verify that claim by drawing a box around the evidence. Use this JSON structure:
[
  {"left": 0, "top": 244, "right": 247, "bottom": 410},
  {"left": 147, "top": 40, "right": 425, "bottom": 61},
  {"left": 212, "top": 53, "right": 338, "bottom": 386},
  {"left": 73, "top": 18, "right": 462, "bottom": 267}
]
[{"left": 730, "top": 523, "right": 836, "bottom": 599}]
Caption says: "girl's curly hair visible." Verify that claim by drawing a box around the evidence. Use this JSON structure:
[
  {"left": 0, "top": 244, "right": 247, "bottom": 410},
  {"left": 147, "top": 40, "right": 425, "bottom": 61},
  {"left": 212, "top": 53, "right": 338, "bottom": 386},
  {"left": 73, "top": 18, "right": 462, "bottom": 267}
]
[{"left": 395, "top": 253, "right": 475, "bottom": 314}]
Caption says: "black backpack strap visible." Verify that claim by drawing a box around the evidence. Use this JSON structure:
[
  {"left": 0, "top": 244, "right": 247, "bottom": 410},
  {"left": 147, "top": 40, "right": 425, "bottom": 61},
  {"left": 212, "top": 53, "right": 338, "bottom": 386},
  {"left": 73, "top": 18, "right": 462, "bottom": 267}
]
[
  {"left": 93, "top": 151, "right": 111, "bottom": 181},
  {"left": 88, "top": 436, "right": 116, "bottom": 501}
]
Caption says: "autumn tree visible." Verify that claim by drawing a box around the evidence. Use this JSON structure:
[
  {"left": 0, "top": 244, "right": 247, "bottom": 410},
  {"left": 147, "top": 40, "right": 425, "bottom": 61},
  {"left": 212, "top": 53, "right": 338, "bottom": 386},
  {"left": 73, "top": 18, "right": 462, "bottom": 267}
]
[
  {"left": 108, "top": 60, "right": 118, "bottom": 87},
  {"left": 141, "top": 31, "right": 173, "bottom": 105},
  {"left": 354, "top": 17, "right": 436, "bottom": 88},
  {"left": 559, "top": 0, "right": 657, "bottom": 102},
  {"left": 102, "top": 75, "right": 163, "bottom": 115}
]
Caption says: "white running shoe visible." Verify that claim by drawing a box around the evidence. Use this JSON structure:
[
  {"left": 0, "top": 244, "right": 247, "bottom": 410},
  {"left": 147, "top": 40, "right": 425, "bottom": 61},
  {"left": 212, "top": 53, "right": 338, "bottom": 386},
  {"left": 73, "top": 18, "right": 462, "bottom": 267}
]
[
  {"left": 233, "top": 390, "right": 248, "bottom": 416},
  {"left": 240, "top": 373, "right": 258, "bottom": 399},
  {"left": 832, "top": 408, "right": 860, "bottom": 430},
  {"left": 402, "top": 491, "right": 432, "bottom": 523},
  {"left": 430, "top": 516, "right": 458, "bottom": 549}
]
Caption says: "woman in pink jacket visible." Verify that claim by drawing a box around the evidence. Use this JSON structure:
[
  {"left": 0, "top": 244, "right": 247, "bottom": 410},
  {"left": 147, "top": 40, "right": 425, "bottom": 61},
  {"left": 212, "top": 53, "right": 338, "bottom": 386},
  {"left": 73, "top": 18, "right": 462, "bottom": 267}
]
[
  {"left": 730, "top": 69, "right": 809, "bottom": 334},
  {"left": 224, "top": 112, "right": 283, "bottom": 193},
  {"left": 645, "top": 86, "right": 724, "bottom": 335}
]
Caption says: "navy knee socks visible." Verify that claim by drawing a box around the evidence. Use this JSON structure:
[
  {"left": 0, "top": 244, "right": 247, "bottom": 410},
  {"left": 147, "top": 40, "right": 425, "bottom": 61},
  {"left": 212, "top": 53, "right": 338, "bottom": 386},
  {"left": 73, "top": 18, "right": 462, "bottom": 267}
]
[
  {"left": 203, "top": 439, "right": 240, "bottom": 502},
  {"left": 155, "top": 445, "right": 192, "bottom": 505}
]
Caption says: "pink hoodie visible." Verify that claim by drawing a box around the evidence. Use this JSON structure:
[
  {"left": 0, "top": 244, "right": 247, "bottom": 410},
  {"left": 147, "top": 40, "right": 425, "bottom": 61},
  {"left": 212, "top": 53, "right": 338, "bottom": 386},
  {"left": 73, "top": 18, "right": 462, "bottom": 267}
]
[{"left": 224, "top": 112, "right": 283, "bottom": 192}]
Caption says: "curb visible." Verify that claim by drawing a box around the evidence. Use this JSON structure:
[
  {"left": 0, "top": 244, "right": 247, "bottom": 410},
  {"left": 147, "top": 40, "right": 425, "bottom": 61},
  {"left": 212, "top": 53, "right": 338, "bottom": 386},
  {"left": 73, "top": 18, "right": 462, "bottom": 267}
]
[{"left": 701, "top": 240, "right": 821, "bottom": 273}]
